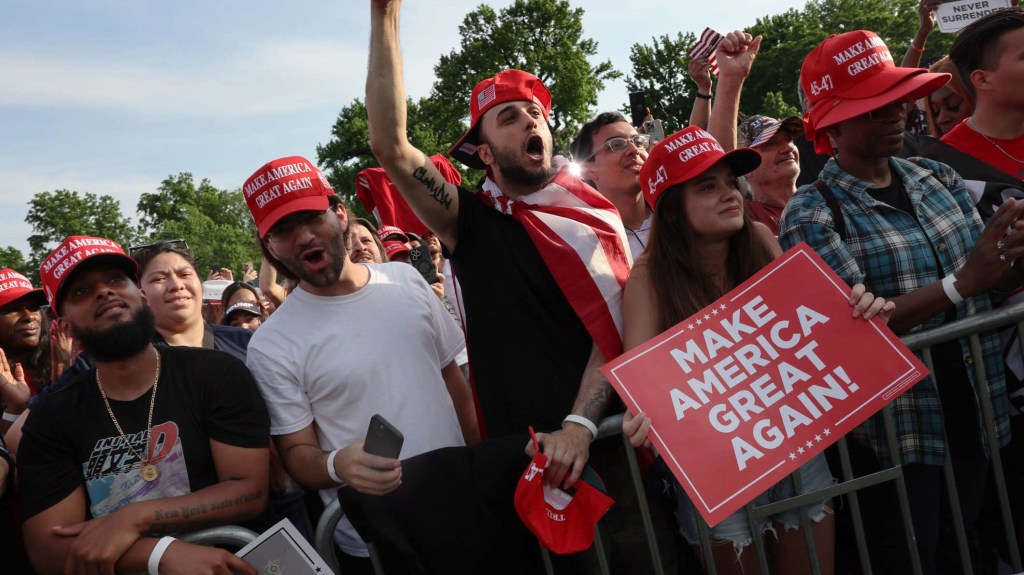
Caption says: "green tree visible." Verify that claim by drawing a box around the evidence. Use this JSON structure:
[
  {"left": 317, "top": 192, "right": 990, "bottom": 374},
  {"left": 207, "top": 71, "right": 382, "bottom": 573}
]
[
  {"left": 136, "top": 173, "right": 260, "bottom": 276},
  {"left": 316, "top": 98, "right": 452, "bottom": 222},
  {"left": 24, "top": 190, "right": 137, "bottom": 280},
  {"left": 429, "top": 0, "right": 620, "bottom": 156},
  {"left": 0, "top": 246, "right": 29, "bottom": 277},
  {"left": 759, "top": 90, "right": 802, "bottom": 121},
  {"left": 624, "top": 32, "right": 699, "bottom": 133}
]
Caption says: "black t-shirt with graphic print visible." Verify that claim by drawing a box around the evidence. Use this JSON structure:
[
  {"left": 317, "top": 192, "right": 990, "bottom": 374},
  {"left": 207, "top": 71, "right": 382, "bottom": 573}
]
[{"left": 18, "top": 346, "right": 269, "bottom": 520}]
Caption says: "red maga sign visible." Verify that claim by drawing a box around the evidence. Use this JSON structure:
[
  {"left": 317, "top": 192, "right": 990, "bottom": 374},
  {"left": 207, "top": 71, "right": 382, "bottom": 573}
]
[{"left": 603, "top": 243, "right": 929, "bottom": 527}]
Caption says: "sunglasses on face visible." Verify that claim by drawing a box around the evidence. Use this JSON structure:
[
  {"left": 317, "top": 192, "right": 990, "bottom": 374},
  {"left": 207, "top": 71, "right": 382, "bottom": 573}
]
[
  {"left": 587, "top": 134, "right": 651, "bottom": 160},
  {"left": 128, "top": 238, "right": 189, "bottom": 260},
  {"left": 867, "top": 99, "right": 914, "bottom": 123}
]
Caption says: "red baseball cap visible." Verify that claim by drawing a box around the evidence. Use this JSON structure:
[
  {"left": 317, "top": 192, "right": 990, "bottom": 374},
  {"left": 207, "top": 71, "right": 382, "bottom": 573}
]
[
  {"left": 449, "top": 70, "right": 552, "bottom": 170},
  {"left": 0, "top": 269, "right": 46, "bottom": 309},
  {"left": 383, "top": 241, "right": 410, "bottom": 260},
  {"left": 38, "top": 236, "right": 139, "bottom": 315},
  {"left": 514, "top": 429, "right": 614, "bottom": 554},
  {"left": 243, "top": 156, "right": 336, "bottom": 239},
  {"left": 801, "top": 30, "right": 949, "bottom": 152},
  {"left": 639, "top": 126, "right": 761, "bottom": 210},
  {"left": 376, "top": 225, "right": 408, "bottom": 243}
]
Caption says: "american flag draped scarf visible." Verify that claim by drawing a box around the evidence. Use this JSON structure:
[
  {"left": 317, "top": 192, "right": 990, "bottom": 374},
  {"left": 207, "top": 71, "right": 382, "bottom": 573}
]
[
  {"left": 477, "top": 167, "right": 632, "bottom": 360},
  {"left": 688, "top": 27, "right": 724, "bottom": 76}
]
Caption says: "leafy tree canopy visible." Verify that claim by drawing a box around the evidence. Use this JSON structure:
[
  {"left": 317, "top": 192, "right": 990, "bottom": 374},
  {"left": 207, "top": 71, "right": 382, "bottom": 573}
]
[
  {"left": 429, "top": 0, "right": 620, "bottom": 156},
  {"left": 136, "top": 173, "right": 260, "bottom": 275},
  {"left": 0, "top": 246, "right": 29, "bottom": 277},
  {"left": 624, "top": 32, "right": 698, "bottom": 133},
  {"left": 24, "top": 190, "right": 137, "bottom": 282}
]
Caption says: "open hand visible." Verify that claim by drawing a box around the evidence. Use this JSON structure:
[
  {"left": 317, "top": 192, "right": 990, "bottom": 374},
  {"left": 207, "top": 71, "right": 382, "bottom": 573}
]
[{"left": 0, "top": 348, "right": 30, "bottom": 415}]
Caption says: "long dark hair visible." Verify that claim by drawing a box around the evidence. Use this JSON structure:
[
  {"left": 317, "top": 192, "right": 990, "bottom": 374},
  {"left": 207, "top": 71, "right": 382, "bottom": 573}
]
[{"left": 646, "top": 183, "right": 775, "bottom": 331}]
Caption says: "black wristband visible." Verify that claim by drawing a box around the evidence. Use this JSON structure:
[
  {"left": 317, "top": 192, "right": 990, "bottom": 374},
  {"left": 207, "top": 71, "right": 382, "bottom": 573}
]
[{"left": 695, "top": 92, "right": 712, "bottom": 100}]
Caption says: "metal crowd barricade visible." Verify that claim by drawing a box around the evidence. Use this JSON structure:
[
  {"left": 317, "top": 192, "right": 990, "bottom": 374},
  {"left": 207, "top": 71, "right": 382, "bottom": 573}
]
[
  {"left": 310, "top": 303, "right": 1024, "bottom": 574},
  {"left": 179, "top": 524, "right": 259, "bottom": 548}
]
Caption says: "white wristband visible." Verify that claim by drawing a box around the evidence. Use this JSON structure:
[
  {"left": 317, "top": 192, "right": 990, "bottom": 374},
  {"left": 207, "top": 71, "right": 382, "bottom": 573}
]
[
  {"left": 148, "top": 536, "right": 175, "bottom": 575},
  {"left": 563, "top": 415, "right": 598, "bottom": 441},
  {"left": 942, "top": 273, "right": 964, "bottom": 305},
  {"left": 2, "top": 411, "right": 20, "bottom": 422},
  {"left": 326, "top": 449, "right": 343, "bottom": 484}
]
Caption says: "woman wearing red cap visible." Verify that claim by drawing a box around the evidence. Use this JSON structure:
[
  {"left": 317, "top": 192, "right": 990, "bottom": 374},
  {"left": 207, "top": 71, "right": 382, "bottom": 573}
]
[
  {"left": 0, "top": 269, "right": 57, "bottom": 429},
  {"left": 781, "top": 30, "right": 1024, "bottom": 574},
  {"left": 625, "top": 126, "right": 892, "bottom": 575}
]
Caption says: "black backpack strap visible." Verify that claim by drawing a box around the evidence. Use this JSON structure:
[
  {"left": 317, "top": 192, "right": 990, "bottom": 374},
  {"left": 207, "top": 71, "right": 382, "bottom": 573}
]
[{"left": 812, "top": 179, "right": 846, "bottom": 243}]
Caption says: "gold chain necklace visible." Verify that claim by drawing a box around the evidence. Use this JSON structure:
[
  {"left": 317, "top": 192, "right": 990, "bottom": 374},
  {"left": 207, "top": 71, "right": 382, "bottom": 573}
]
[
  {"left": 95, "top": 347, "right": 161, "bottom": 482},
  {"left": 969, "top": 118, "right": 1024, "bottom": 164}
]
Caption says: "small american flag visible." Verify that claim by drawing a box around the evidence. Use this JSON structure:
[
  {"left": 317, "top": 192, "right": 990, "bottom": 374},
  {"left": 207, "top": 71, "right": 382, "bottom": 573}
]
[
  {"left": 688, "top": 27, "right": 723, "bottom": 76},
  {"left": 477, "top": 84, "right": 497, "bottom": 110}
]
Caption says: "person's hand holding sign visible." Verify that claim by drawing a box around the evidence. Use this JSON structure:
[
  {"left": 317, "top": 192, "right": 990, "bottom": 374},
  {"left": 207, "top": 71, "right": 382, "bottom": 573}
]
[{"left": 849, "top": 283, "right": 895, "bottom": 323}]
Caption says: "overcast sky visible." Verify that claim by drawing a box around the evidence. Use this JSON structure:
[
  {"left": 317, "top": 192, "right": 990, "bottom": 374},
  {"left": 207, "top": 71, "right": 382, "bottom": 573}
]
[{"left": 0, "top": 0, "right": 811, "bottom": 259}]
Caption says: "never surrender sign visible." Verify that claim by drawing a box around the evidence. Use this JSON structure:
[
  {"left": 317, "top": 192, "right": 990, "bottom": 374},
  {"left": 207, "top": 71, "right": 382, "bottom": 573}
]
[
  {"left": 937, "top": 0, "right": 1011, "bottom": 33},
  {"left": 603, "top": 244, "right": 929, "bottom": 527}
]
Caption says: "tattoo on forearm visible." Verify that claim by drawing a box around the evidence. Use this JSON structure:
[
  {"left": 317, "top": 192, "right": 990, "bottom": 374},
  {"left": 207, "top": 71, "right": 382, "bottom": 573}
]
[
  {"left": 580, "top": 385, "right": 612, "bottom": 422},
  {"left": 413, "top": 166, "right": 452, "bottom": 210},
  {"left": 147, "top": 489, "right": 264, "bottom": 535}
]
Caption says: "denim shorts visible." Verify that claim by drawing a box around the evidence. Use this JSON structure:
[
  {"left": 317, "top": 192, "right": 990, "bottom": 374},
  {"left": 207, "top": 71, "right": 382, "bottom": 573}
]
[{"left": 675, "top": 453, "right": 834, "bottom": 551}]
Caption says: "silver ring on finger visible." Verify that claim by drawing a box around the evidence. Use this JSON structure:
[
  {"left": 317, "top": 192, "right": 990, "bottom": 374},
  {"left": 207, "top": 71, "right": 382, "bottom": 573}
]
[
  {"left": 998, "top": 240, "right": 1007, "bottom": 251},
  {"left": 1000, "top": 253, "right": 1008, "bottom": 263}
]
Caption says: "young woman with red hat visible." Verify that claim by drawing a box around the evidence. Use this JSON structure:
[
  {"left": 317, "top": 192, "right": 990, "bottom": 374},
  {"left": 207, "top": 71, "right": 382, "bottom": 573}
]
[{"left": 625, "top": 126, "right": 892, "bottom": 575}]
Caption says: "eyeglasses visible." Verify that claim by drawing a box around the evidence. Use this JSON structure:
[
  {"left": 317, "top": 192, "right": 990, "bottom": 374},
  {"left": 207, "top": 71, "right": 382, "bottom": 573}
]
[
  {"left": 265, "top": 210, "right": 330, "bottom": 244},
  {"left": 128, "top": 238, "right": 189, "bottom": 260},
  {"left": 867, "top": 100, "right": 913, "bottom": 123},
  {"left": 587, "top": 134, "right": 650, "bottom": 160}
]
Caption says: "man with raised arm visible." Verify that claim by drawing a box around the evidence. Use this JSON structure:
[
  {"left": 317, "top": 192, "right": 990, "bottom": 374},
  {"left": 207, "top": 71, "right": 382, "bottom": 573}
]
[
  {"left": 18, "top": 236, "right": 268, "bottom": 575},
  {"left": 367, "top": 0, "right": 633, "bottom": 490}
]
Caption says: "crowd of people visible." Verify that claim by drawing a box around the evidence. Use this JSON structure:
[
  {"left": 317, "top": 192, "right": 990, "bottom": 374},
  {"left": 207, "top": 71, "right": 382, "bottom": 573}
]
[{"left": 2, "top": 1, "right": 1024, "bottom": 573}]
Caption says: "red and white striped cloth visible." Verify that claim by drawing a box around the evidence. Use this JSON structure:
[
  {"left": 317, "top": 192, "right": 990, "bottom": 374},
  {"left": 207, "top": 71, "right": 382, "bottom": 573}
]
[
  {"left": 477, "top": 167, "right": 632, "bottom": 360},
  {"left": 688, "top": 27, "right": 723, "bottom": 76}
]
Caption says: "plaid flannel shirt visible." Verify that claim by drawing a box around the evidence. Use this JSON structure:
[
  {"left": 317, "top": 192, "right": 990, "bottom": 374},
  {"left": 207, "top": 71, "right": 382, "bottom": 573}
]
[{"left": 779, "top": 156, "right": 1010, "bottom": 466}]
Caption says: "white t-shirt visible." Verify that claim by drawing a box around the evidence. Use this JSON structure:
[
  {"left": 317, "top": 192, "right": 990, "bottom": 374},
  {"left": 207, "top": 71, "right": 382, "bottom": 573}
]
[
  {"left": 247, "top": 262, "right": 466, "bottom": 556},
  {"left": 441, "top": 259, "right": 470, "bottom": 367}
]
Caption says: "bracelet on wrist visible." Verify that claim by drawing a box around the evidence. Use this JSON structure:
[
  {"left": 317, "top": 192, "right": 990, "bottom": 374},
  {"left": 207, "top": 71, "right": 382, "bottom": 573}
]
[
  {"left": 148, "top": 536, "right": 176, "bottom": 575},
  {"left": 942, "top": 273, "right": 964, "bottom": 305},
  {"left": 563, "top": 415, "right": 598, "bottom": 441},
  {"left": 695, "top": 92, "right": 712, "bottom": 100},
  {"left": 326, "top": 449, "right": 344, "bottom": 484},
  {"left": 909, "top": 41, "right": 925, "bottom": 53},
  {"left": 1, "top": 411, "right": 20, "bottom": 422}
]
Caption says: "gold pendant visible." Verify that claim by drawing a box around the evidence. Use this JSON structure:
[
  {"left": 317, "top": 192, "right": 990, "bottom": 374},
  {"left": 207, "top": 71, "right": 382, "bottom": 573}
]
[{"left": 141, "top": 464, "right": 159, "bottom": 482}]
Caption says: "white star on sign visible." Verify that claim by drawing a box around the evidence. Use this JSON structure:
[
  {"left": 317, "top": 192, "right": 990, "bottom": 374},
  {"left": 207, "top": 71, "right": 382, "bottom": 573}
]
[
  {"left": 805, "top": 440, "right": 814, "bottom": 449},
  {"left": 815, "top": 434, "right": 822, "bottom": 442},
  {"left": 688, "top": 324, "right": 694, "bottom": 330},
  {"left": 824, "top": 428, "right": 831, "bottom": 436},
  {"left": 789, "top": 453, "right": 797, "bottom": 460},
  {"left": 712, "top": 309, "right": 719, "bottom": 315},
  {"left": 720, "top": 304, "right": 726, "bottom": 310},
  {"left": 704, "top": 314, "right": 710, "bottom": 320},
  {"left": 797, "top": 447, "right": 805, "bottom": 454},
  {"left": 696, "top": 319, "right": 702, "bottom": 326}
]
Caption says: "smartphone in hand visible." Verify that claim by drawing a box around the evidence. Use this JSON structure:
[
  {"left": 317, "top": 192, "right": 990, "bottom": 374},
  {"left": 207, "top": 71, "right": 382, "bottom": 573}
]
[
  {"left": 364, "top": 414, "right": 404, "bottom": 459},
  {"left": 408, "top": 246, "right": 440, "bottom": 284}
]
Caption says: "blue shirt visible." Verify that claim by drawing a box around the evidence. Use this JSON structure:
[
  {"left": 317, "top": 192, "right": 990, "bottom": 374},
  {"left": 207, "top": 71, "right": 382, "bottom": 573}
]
[{"left": 779, "top": 156, "right": 1010, "bottom": 465}]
